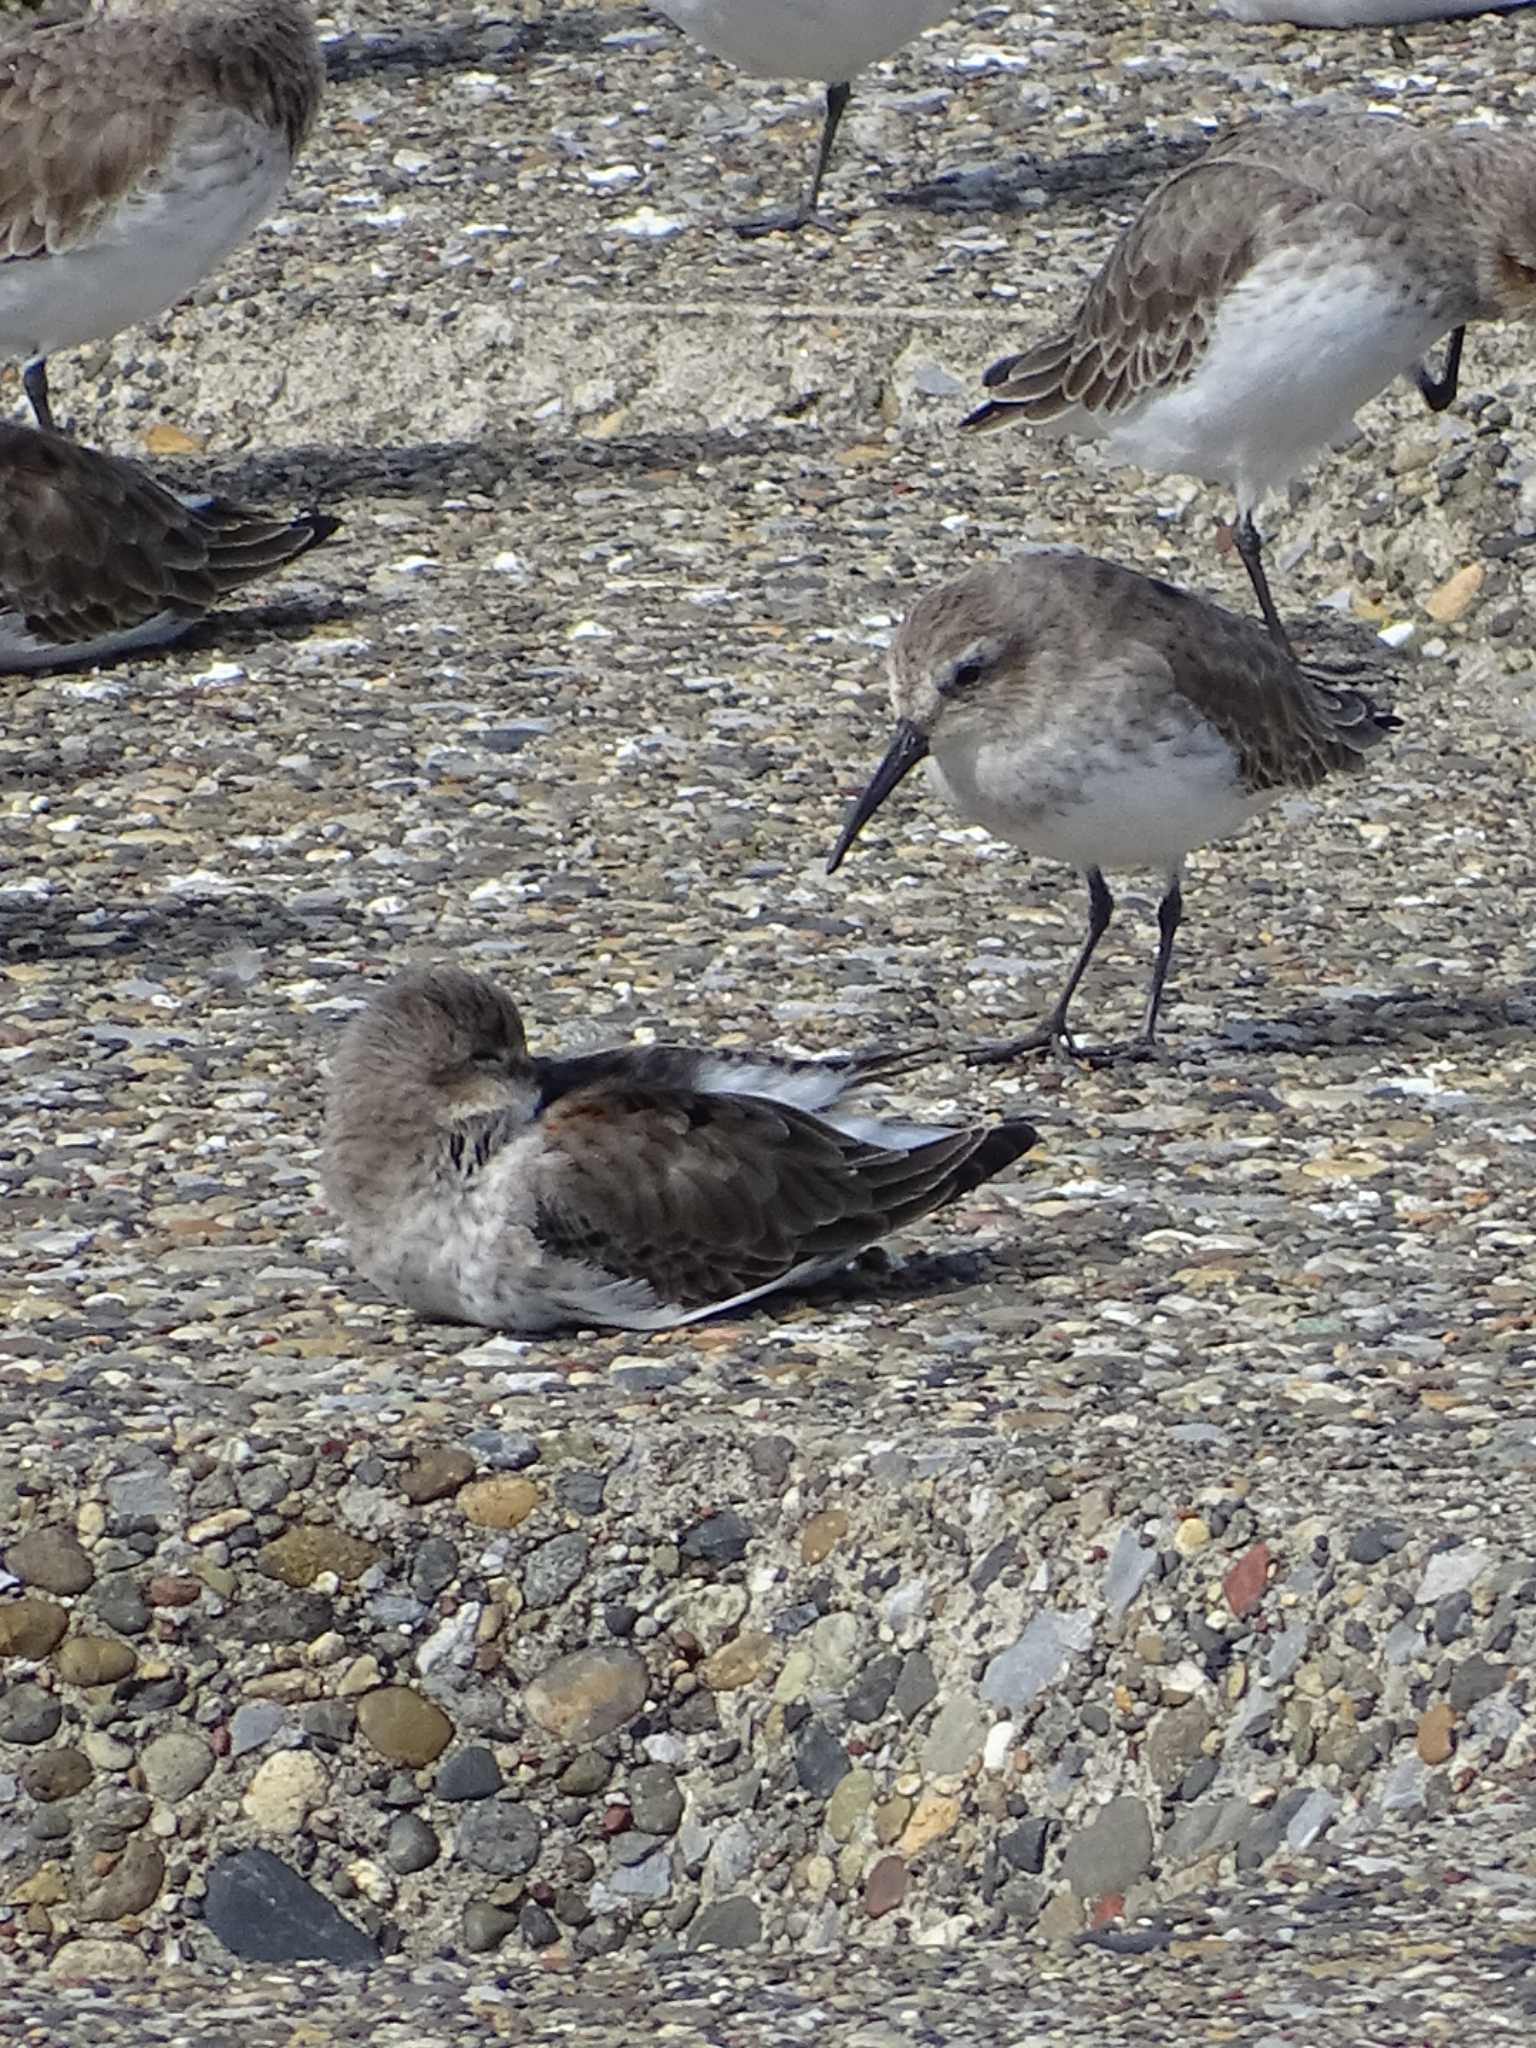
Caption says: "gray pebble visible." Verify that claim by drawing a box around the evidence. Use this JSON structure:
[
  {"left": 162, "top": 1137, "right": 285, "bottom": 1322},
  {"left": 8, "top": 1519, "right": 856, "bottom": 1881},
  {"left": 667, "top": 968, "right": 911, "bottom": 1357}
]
[
  {"left": 229, "top": 1701, "right": 288, "bottom": 1759},
  {"left": 1061, "top": 1796, "right": 1154, "bottom": 1900},
  {"left": 628, "top": 1763, "right": 683, "bottom": 1837},
  {"left": 555, "top": 1470, "right": 607, "bottom": 1516},
  {"left": 460, "top": 1901, "right": 518, "bottom": 1955},
  {"left": 794, "top": 1721, "right": 849, "bottom": 1798},
  {"left": 893, "top": 1651, "right": 938, "bottom": 1723},
  {"left": 519, "top": 1898, "right": 561, "bottom": 1948},
  {"left": 90, "top": 1573, "right": 149, "bottom": 1638},
  {"left": 6, "top": 1526, "right": 93, "bottom": 1596},
  {"left": 386, "top": 1813, "right": 440, "bottom": 1874},
  {"left": 139, "top": 1730, "right": 214, "bottom": 1803},
  {"left": 456, "top": 1799, "right": 542, "bottom": 1876},
  {"left": 437, "top": 1745, "right": 503, "bottom": 1802},
  {"left": 689, "top": 1895, "right": 762, "bottom": 1950},
  {"left": 410, "top": 1536, "right": 460, "bottom": 1604},
  {"left": 465, "top": 1429, "right": 539, "bottom": 1471},
  {"left": 0, "top": 1684, "right": 62, "bottom": 1746},
  {"left": 999, "top": 1817, "right": 1050, "bottom": 1875},
  {"left": 523, "top": 1531, "right": 590, "bottom": 1609},
  {"left": 680, "top": 1511, "right": 751, "bottom": 1568}
]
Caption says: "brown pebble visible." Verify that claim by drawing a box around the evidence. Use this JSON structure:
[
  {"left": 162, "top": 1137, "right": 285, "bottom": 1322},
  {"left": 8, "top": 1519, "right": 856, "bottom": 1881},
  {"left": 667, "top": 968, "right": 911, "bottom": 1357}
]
[
  {"left": 0, "top": 1598, "right": 68, "bottom": 1660},
  {"left": 1417, "top": 1700, "right": 1456, "bottom": 1766},
  {"left": 53, "top": 1637, "right": 136, "bottom": 1687},
  {"left": 400, "top": 1447, "right": 476, "bottom": 1505},
  {"left": 147, "top": 1576, "right": 201, "bottom": 1608},
  {"left": 864, "top": 1854, "right": 907, "bottom": 1919},
  {"left": 356, "top": 1685, "right": 453, "bottom": 1767},
  {"left": 257, "top": 1524, "right": 383, "bottom": 1588},
  {"left": 1223, "top": 1541, "right": 1271, "bottom": 1621},
  {"left": 800, "top": 1510, "right": 848, "bottom": 1565},
  {"left": 457, "top": 1477, "right": 541, "bottom": 1530}
]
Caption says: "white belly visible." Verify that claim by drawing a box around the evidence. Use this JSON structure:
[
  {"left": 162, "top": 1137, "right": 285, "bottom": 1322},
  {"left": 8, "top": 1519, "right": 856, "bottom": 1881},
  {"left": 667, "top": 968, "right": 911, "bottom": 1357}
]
[
  {"left": 1223, "top": 0, "right": 1527, "bottom": 19},
  {"left": 656, "top": 0, "right": 954, "bottom": 81},
  {"left": 1088, "top": 252, "right": 1452, "bottom": 514},
  {"left": 931, "top": 720, "right": 1263, "bottom": 876},
  {"left": 0, "top": 112, "right": 291, "bottom": 361}
]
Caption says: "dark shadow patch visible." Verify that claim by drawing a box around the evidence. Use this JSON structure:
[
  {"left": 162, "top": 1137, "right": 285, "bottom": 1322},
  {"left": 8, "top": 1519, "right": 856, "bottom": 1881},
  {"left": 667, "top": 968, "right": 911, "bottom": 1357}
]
[
  {"left": 890, "top": 133, "right": 1207, "bottom": 220},
  {"left": 1213, "top": 985, "right": 1536, "bottom": 1058},
  {"left": 175, "top": 425, "right": 822, "bottom": 510},
  {"left": 322, "top": 7, "right": 659, "bottom": 85},
  {"left": 0, "top": 889, "right": 367, "bottom": 970}
]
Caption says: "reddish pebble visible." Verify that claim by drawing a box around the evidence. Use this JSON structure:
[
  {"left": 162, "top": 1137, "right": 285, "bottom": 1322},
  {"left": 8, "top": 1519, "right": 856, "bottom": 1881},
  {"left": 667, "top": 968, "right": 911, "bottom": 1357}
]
[
  {"left": 147, "top": 1575, "right": 200, "bottom": 1607},
  {"left": 864, "top": 1854, "right": 907, "bottom": 1920},
  {"left": 1223, "top": 1541, "right": 1271, "bottom": 1620},
  {"left": 209, "top": 1724, "right": 231, "bottom": 1757},
  {"left": 601, "top": 1804, "right": 632, "bottom": 1837},
  {"left": 1088, "top": 1891, "right": 1125, "bottom": 1930}
]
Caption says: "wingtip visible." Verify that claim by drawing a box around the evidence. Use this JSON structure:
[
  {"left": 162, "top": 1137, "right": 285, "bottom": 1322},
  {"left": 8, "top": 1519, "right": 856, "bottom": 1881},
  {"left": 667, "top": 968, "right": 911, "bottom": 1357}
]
[
  {"left": 298, "top": 509, "right": 343, "bottom": 552},
  {"left": 957, "top": 399, "right": 1012, "bottom": 436},
  {"left": 973, "top": 1118, "right": 1041, "bottom": 1178}
]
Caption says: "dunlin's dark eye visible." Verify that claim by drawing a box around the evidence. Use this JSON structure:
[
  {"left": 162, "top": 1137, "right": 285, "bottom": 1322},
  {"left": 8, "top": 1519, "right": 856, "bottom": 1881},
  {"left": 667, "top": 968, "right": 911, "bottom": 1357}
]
[{"left": 950, "top": 660, "right": 983, "bottom": 691}]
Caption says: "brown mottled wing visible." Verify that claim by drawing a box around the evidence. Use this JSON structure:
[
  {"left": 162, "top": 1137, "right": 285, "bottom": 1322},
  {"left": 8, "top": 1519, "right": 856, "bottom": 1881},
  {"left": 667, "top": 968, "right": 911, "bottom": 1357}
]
[
  {"left": 0, "top": 425, "right": 335, "bottom": 644},
  {"left": 1102, "top": 565, "right": 1401, "bottom": 794},
  {"left": 0, "top": 16, "right": 192, "bottom": 257},
  {"left": 532, "top": 1083, "right": 1035, "bottom": 1312},
  {"left": 964, "top": 158, "right": 1347, "bottom": 429}
]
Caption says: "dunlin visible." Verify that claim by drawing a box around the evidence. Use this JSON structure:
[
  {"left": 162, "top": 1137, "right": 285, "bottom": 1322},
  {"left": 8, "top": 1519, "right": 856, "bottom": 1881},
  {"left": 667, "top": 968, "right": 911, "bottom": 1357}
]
[
  {"left": 0, "top": 422, "right": 337, "bottom": 671},
  {"left": 0, "top": 0, "right": 324, "bottom": 432},
  {"left": 654, "top": 0, "right": 954, "bottom": 234},
  {"left": 322, "top": 965, "right": 1037, "bottom": 1334},
  {"left": 827, "top": 551, "right": 1399, "bottom": 1063},
  {"left": 962, "top": 112, "right": 1536, "bottom": 651}
]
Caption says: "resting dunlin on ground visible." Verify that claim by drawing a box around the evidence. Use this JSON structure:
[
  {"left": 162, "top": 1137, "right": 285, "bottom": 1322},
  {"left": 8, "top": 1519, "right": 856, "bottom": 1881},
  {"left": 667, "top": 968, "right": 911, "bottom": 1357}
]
[{"left": 322, "top": 966, "right": 1038, "bottom": 1335}]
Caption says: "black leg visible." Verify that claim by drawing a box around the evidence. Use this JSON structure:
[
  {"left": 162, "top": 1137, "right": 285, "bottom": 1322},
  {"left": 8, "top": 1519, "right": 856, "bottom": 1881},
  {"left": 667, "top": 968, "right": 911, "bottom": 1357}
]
[
  {"left": 1139, "top": 875, "right": 1183, "bottom": 1047},
  {"left": 735, "top": 79, "right": 851, "bottom": 237},
  {"left": 968, "top": 868, "right": 1114, "bottom": 1065},
  {"left": 23, "top": 357, "right": 54, "bottom": 435},
  {"left": 1415, "top": 326, "right": 1464, "bottom": 413},
  {"left": 1232, "top": 509, "right": 1294, "bottom": 659}
]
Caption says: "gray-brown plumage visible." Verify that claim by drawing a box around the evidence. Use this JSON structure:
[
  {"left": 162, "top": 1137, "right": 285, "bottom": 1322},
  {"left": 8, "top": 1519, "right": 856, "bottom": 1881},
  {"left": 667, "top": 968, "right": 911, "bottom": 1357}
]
[
  {"left": 0, "top": 421, "right": 338, "bottom": 670},
  {"left": 827, "top": 549, "right": 1398, "bottom": 1062},
  {"left": 322, "top": 965, "right": 1038, "bottom": 1334},
  {"left": 0, "top": 0, "right": 324, "bottom": 430},
  {"left": 962, "top": 114, "right": 1536, "bottom": 649}
]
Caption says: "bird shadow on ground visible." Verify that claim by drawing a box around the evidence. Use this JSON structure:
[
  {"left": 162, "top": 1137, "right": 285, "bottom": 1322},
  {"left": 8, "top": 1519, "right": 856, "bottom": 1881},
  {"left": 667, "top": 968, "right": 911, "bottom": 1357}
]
[
  {"left": 322, "top": 6, "right": 658, "bottom": 86},
  {"left": 1207, "top": 984, "right": 1536, "bottom": 1058},
  {"left": 0, "top": 891, "right": 365, "bottom": 970},
  {"left": 892, "top": 132, "right": 1207, "bottom": 220},
  {"left": 191, "top": 426, "right": 821, "bottom": 510},
  {"left": 804, "top": 1235, "right": 1062, "bottom": 1314}
]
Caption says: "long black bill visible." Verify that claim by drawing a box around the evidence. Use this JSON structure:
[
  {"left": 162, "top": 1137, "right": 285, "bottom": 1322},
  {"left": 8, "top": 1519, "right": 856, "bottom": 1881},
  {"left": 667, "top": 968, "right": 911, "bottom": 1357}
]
[{"left": 825, "top": 720, "right": 930, "bottom": 875}]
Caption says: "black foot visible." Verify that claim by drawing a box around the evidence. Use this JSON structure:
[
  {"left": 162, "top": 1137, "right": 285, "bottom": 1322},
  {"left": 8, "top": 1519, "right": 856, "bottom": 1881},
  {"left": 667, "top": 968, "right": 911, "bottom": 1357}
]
[
  {"left": 733, "top": 204, "right": 817, "bottom": 238},
  {"left": 965, "top": 1027, "right": 1160, "bottom": 1070},
  {"left": 1415, "top": 327, "right": 1463, "bottom": 414}
]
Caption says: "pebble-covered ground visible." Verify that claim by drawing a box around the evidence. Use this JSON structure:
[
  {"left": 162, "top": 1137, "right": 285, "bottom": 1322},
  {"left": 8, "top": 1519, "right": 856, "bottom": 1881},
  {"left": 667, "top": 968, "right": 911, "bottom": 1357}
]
[{"left": 5, "top": 0, "right": 1536, "bottom": 2033}]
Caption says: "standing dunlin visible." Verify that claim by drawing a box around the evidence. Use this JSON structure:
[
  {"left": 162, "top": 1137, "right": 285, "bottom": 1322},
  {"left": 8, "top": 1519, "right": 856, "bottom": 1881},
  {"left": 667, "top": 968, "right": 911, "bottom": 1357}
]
[
  {"left": 322, "top": 966, "right": 1038, "bottom": 1334},
  {"left": 961, "top": 113, "right": 1536, "bottom": 651},
  {"left": 653, "top": 0, "right": 954, "bottom": 234},
  {"left": 827, "top": 551, "right": 1399, "bottom": 1063},
  {"left": 0, "top": 422, "right": 337, "bottom": 671},
  {"left": 0, "top": 0, "right": 323, "bottom": 433}
]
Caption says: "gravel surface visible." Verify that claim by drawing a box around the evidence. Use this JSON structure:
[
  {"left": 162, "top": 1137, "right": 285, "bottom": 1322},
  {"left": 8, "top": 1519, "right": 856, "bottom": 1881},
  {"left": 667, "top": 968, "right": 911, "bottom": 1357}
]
[{"left": 5, "top": 0, "right": 1536, "bottom": 2033}]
